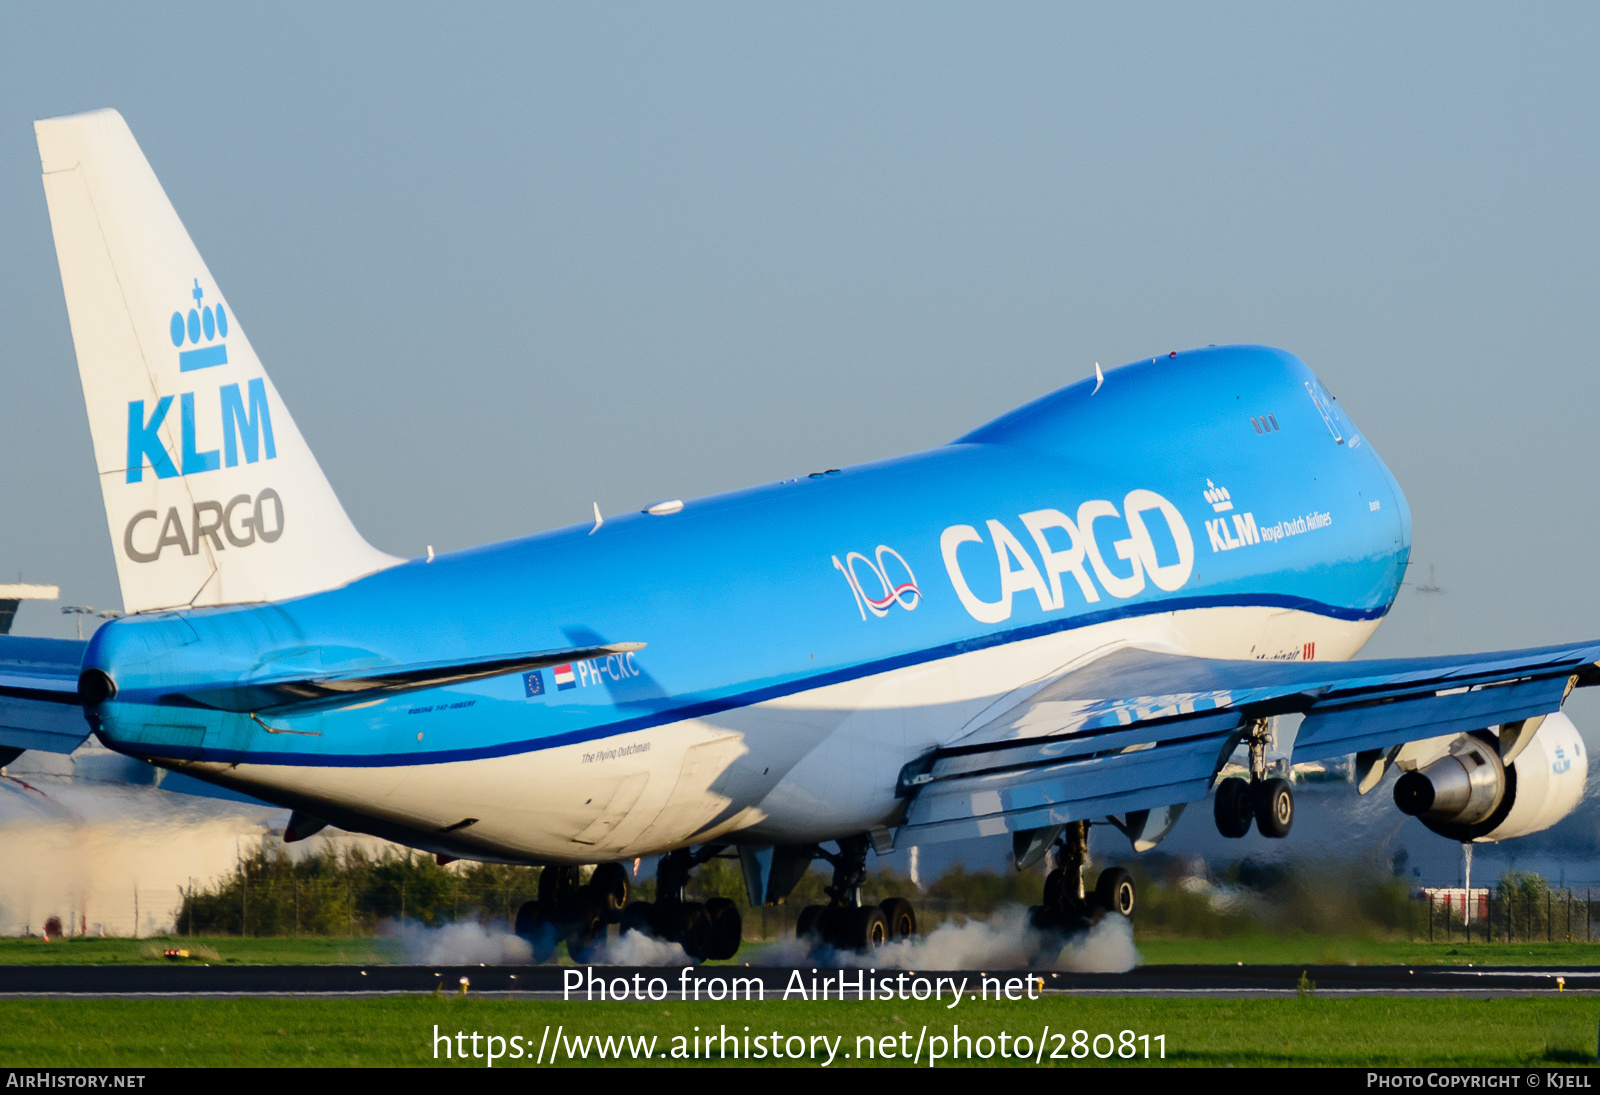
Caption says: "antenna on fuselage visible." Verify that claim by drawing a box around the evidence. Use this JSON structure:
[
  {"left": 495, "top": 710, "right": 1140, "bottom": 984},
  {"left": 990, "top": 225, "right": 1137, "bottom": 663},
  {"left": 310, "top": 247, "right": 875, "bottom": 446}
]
[
  {"left": 590, "top": 502, "right": 604, "bottom": 536},
  {"left": 1092, "top": 362, "right": 1104, "bottom": 395}
]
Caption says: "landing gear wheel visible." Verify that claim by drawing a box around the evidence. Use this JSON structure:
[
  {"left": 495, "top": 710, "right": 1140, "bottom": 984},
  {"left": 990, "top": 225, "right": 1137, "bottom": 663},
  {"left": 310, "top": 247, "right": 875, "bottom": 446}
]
[
  {"left": 513, "top": 900, "right": 559, "bottom": 962},
  {"left": 1214, "top": 776, "right": 1254, "bottom": 838},
  {"left": 1032, "top": 820, "right": 1094, "bottom": 939},
  {"left": 619, "top": 901, "right": 654, "bottom": 935},
  {"left": 671, "top": 901, "right": 712, "bottom": 960},
  {"left": 1042, "top": 868, "right": 1067, "bottom": 910},
  {"left": 587, "top": 863, "right": 630, "bottom": 917},
  {"left": 514, "top": 900, "right": 541, "bottom": 937},
  {"left": 564, "top": 902, "right": 606, "bottom": 961},
  {"left": 705, "top": 897, "right": 742, "bottom": 960},
  {"left": 1093, "top": 867, "right": 1136, "bottom": 918},
  {"left": 879, "top": 897, "right": 916, "bottom": 940},
  {"left": 796, "top": 904, "right": 827, "bottom": 941},
  {"left": 538, "top": 865, "right": 583, "bottom": 908},
  {"left": 1254, "top": 777, "right": 1294, "bottom": 838},
  {"left": 845, "top": 905, "right": 889, "bottom": 950}
]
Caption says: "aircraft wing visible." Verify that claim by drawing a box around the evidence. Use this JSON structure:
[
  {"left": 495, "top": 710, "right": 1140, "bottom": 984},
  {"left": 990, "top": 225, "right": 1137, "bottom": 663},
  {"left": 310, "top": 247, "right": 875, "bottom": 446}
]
[
  {"left": 0, "top": 635, "right": 91, "bottom": 754},
  {"left": 896, "top": 640, "right": 1600, "bottom": 845},
  {"left": 1, "top": 635, "right": 647, "bottom": 721}
]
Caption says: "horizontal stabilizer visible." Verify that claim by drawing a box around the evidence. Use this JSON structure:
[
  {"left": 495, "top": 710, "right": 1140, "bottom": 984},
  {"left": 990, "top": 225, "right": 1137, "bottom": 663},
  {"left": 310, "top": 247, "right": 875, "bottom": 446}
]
[
  {"left": 172, "top": 642, "right": 646, "bottom": 713},
  {"left": 0, "top": 636, "right": 90, "bottom": 753}
]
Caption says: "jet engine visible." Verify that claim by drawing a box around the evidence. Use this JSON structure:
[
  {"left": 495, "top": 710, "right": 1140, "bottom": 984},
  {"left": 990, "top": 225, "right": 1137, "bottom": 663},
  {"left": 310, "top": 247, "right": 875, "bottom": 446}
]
[{"left": 1393, "top": 711, "right": 1587, "bottom": 842}]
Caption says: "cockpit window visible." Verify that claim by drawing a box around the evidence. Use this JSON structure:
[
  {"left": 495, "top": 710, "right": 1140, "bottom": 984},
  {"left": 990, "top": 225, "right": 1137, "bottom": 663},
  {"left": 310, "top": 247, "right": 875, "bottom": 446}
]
[{"left": 1304, "top": 380, "right": 1343, "bottom": 444}]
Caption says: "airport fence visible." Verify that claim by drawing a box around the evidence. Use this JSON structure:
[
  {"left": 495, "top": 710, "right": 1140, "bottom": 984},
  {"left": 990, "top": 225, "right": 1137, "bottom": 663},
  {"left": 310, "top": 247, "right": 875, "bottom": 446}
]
[{"left": 1412, "top": 882, "right": 1600, "bottom": 944}]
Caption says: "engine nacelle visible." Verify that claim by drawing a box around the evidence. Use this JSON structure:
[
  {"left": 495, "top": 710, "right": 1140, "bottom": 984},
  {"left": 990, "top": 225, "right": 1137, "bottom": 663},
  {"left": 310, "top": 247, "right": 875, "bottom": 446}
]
[{"left": 1392, "top": 711, "right": 1587, "bottom": 842}]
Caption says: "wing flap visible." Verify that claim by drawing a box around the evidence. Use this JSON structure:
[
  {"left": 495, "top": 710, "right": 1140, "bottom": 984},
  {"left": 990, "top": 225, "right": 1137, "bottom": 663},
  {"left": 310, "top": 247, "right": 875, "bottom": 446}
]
[
  {"left": 904, "top": 736, "right": 1226, "bottom": 843},
  {"left": 1294, "top": 675, "right": 1574, "bottom": 756},
  {"left": 896, "top": 639, "right": 1600, "bottom": 846},
  {"left": 904, "top": 709, "right": 1243, "bottom": 789},
  {"left": 0, "top": 635, "right": 90, "bottom": 754}
]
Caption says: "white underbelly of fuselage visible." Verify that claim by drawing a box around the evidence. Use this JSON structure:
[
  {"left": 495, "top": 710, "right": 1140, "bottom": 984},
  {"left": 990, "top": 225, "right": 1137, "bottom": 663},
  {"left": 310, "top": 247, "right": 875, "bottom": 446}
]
[{"left": 167, "top": 605, "right": 1379, "bottom": 863}]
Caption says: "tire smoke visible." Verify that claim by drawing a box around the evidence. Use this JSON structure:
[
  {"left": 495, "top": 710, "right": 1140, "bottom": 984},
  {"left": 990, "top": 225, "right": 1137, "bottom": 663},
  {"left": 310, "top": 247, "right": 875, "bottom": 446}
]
[{"left": 758, "top": 906, "right": 1138, "bottom": 972}]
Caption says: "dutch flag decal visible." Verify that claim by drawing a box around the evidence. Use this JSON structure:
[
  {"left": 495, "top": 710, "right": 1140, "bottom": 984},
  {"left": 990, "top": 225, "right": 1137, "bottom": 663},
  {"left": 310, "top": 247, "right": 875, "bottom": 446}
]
[{"left": 553, "top": 663, "right": 577, "bottom": 690}]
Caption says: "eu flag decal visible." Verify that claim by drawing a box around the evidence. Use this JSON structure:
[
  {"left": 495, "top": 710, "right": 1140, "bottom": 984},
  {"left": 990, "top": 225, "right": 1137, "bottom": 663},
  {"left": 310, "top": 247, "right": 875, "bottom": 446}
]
[{"left": 523, "top": 670, "right": 545, "bottom": 697}]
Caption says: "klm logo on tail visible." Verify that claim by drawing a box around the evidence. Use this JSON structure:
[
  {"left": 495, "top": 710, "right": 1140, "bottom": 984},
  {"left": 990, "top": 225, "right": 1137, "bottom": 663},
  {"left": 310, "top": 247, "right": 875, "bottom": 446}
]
[
  {"left": 126, "top": 280, "right": 275, "bottom": 483},
  {"left": 170, "top": 278, "right": 228, "bottom": 372}
]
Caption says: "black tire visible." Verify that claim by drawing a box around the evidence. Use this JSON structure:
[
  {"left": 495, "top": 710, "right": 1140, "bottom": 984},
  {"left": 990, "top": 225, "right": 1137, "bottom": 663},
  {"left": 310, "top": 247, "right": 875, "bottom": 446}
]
[
  {"left": 513, "top": 900, "right": 541, "bottom": 938},
  {"left": 564, "top": 903, "right": 606, "bottom": 961},
  {"left": 1042, "top": 867, "right": 1068, "bottom": 910},
  {"left": 879, "top": 897, "right": 916, "bottom": 940},
  {"left": 538, "top": 865, "right": 583, "bottom": 912},
  {"left": 846, "top": 906, "right": 890, "bottom": 950},
  {"left": 1093, "top": 867, "right": 1136, "bottom": 918},
  {"left": 705, "top": 897, "right": 742, "bottom": 960},
  {"left": 619, "top": 901, "right": 654, "bottom": 935},
  {"left": 1254, "top": 777, "right": 1294, "bottom": 838},
  {"left": 673, "top": 901, "right": 712, "bottom": 960},
  {"left": 1213, "top": 776, "right": 1254, "bottom": 838},
  {"left": 796, "top": 904, "right": 827, "bottom": 940},
  {"left": 513, "top": 900, "right": 561, "bottom": 962},
  {"left": 587, "top": 863, "right": 631, "bottom": 918}
]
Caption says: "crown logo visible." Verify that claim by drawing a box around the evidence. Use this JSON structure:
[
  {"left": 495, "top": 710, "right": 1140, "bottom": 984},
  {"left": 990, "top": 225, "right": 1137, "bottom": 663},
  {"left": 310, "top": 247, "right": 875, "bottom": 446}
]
[
  {"left": 1202, "top": 479, "right": 1233, "bottom": 513},
  {"left": 169, "top": 278, "right": 229, "bottom": 373}
]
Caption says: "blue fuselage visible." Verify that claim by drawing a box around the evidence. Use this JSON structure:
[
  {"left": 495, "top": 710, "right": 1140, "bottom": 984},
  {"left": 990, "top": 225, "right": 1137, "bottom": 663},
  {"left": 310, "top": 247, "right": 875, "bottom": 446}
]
[{"left": 85, "top": 345, "right": 1411, "bottom": 854}]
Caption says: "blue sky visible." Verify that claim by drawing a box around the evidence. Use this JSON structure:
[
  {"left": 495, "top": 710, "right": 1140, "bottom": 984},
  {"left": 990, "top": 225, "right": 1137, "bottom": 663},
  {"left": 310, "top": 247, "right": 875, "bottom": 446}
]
[{"left": 2, "top": 2, "right": 1597, "bottom": 677}]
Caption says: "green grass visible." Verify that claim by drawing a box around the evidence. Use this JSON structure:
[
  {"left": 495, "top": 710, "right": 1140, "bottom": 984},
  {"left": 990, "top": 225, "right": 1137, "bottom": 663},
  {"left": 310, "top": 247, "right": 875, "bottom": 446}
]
[
  {"left": 0, "top": 936, "right": 400, "bottom": 966},
  {"left": 1134, "top": 936, "right": 1600, "bottom": 967},
  {"left": 0, "top": 996, "right": 1595, "bottom": 1067}
]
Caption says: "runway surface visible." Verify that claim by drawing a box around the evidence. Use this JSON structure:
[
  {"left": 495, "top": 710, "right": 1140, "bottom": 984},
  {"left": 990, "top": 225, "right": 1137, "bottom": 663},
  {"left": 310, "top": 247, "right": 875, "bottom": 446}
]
[{"left": 2, "top": 963, "right": 1597, "bottom": 998}]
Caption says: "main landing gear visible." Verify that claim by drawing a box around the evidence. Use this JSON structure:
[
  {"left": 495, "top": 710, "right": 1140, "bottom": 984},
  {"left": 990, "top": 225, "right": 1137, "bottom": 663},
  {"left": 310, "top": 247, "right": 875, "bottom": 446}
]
[
  {"left": 1213, "top": 719, "right": 1294, "bottom": 839},
  {"left": 619, "top": 846, "right": 742, "bottom": 962},
  {"left": 514, "top": 862, "right": 632, "bottom": 962},
  {"left": 794, "top": 835, "right": 918, "bottom": 952},
  {"left": 514, "top": 849, "right": 744, "bottom": 963},
  {"left": 1028, "top": 821, "right": 1137, "bottom": 935}
]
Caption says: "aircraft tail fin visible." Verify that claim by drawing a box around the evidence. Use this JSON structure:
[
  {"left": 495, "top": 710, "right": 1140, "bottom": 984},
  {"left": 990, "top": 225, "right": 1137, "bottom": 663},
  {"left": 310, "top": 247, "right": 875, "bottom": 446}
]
[{"left": 34, "top": 109, "right": 400, "bottom": 614}]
